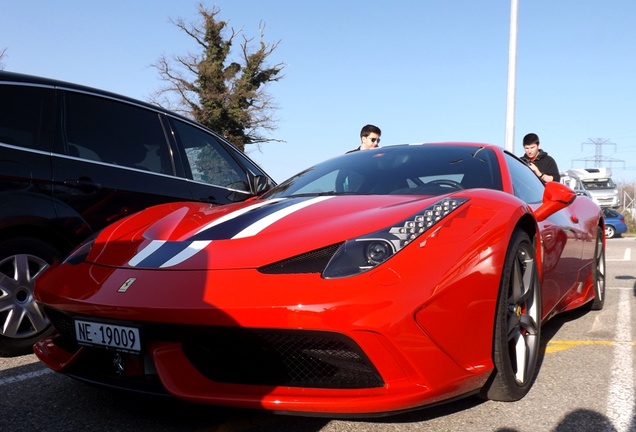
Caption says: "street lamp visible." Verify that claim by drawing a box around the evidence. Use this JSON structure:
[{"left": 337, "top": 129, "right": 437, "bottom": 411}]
[{"left": 504, "top": 0, "right": 519, "bottom": 153}]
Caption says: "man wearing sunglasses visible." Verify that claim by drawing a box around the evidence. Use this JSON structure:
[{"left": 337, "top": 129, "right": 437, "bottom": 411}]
[{"left": 347, "top": 124, "right": 382, "bottom": 153}]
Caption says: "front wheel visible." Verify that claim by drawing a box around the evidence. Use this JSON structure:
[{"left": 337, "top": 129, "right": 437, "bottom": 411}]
[
  {"left": 589, "top": 227, "right": 606, "bottom": 310},
  {"left": 481, "top": 229, "right": 541, "bottom": 401},
  {"left": 0, "top": 237, "right": 60, "bottom": 356}
]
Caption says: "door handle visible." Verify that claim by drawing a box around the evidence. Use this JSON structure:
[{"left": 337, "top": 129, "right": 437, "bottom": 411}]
[{"left": 64, "top": 177, "right": 102, "bottom": 193}]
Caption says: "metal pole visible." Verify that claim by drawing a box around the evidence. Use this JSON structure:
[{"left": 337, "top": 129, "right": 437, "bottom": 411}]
[{"left": 504, "top": 0, "right": 519, "bottom": 152}]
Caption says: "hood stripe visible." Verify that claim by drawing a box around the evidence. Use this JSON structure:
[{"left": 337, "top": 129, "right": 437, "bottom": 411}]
[
  {"left": 128, "top": 240, "right": 165, "bottom": 267},
  {"left": 127, "top": 196, "right": 335, "bottom": 268},
  {"left": 130, "top": 241, "right": 192, "bottom": 268},
  {"left": 193, "top": 198, "right": 283, "bottom": 236},
  {"left": 128, "top": 240, "right": 211, "bottom": 268},
  {"left": 160, "top": 240, "right": 211, "bottom": 268},
  {"left": 191, "top": 196, "right": 333, "bottom": 241},
  {"left": 232, "top": 196, "right": 335, "bottom": 239}
]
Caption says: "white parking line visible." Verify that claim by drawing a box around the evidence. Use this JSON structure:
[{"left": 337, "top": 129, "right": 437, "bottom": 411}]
[
  {"left": 606, "top": 288, "right": 634, "bottom": 432},
  {"left": 0, "top": 367, "right": 52, "bottom": 386},
  {"left": 607, "top": 247, "right": 631, "bottom": 262}
]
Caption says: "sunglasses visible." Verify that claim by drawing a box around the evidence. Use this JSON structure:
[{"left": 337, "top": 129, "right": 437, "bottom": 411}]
[{"left": 369, "top": 137, "right": 381, "bottom": 144}]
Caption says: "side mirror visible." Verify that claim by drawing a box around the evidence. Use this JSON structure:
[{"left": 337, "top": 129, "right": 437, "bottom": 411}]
[
  {"left": 251, "top": 174, "right": 274, "bottom": 195},
  {"left": 533, "top": 181, "right": 576, "bottom": 222}
]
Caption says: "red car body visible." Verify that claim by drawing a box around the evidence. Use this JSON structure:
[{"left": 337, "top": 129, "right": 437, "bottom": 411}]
[{"left": 34, "top": 143, "right": 605, "bottom": 416}]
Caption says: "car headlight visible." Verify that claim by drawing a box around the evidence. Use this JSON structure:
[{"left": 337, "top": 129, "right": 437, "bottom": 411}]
[{"left": 323, "top": 197, "right": 468, "bottom": 278}]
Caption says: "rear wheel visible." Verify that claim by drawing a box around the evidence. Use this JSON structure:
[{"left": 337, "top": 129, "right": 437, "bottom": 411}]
[
  {"left": 589, "top": 227, "right": 606, "bottom": 310},
  {"left": 0, "top": 237, "right": 60, "bottom": 356},
  {"left": 481, "top": 229, "right": 541, "bottom": 401},
  {"left": 604, "top": 225, "right": 616, "bottom": 239}
]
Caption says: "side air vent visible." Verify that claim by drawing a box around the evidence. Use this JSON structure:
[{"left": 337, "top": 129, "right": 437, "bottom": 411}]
[{"left": 258, "top": 243, "right": 342, "bottom": 274}]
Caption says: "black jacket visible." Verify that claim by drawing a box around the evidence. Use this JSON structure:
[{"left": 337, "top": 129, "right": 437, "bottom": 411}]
[{"left": 520, "top": 149, "right": 560, "bottom": 182}]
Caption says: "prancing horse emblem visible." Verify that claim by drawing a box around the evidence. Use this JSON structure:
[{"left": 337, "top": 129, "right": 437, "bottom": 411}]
[{"left": 118, "top": 278, "right": 136, "bottom": 293}]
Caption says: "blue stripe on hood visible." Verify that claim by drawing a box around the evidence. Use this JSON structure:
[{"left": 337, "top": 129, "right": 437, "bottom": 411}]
[
  {"left": 134, "top": 241, "right": 193, "bottom": 268},
  {"left": 189, "top": 197, "right": 313, "bottom": 241}
]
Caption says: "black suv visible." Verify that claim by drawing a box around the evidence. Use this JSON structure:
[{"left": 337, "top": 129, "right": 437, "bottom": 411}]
[{"left": 0, "top": 71, "right": 276, "bottom": 356}]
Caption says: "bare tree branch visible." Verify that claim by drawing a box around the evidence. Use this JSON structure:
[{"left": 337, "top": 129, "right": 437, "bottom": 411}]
[{"left": 0, "top": 48, "right": 7, "bottom": 70}]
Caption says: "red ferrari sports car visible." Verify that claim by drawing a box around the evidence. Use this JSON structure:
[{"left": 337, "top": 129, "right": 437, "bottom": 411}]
[{"left": 34, "top": 143, "right": 605, "bottom": 416}]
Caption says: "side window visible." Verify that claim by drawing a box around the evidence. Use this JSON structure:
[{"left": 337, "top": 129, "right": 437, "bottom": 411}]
[
  {"left": 505, "top": 153, "right": 544, "bottom": 204},
  {"left": 0, "top": 84, "right": 55, "bottom": 151},
  {"left": 64, "top": 92, "right": 171, "bottom": 174},
  {"left": 171, "top": 119, "right": 249, "bottom": 191}
]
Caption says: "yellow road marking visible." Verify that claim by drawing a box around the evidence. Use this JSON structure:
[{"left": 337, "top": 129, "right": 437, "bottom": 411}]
[{"left": 545, "top": 340, "right": 636, "bottom": 354}]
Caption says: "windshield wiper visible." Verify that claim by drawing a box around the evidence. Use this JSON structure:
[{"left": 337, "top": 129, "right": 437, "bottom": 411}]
[{"left": 287, "top": 191, "right": 359, "bottom": 198}]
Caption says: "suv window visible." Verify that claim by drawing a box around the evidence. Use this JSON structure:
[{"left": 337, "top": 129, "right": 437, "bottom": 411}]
[
  {"left": 171, "top": 118, "right": 250, "bottom": 191},
  {"left": 0, "top": 84, "right": 55, "bottom": 151},
  {"left": 64, "top": 91, "right": 172, "bottom": 174}
]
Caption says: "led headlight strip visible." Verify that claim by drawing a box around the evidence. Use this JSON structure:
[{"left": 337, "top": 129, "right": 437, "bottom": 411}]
[
  {"left": 323, "top": 197, "right": 469, "bottom": 278},
  {"left": 388, "top": 197, "right": 469, "bottom": 249}
]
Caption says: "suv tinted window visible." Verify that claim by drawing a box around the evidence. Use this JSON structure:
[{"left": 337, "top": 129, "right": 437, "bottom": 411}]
[
  {"left": 64, "top": 91, "right": 172, "bottom": 174},
  {"left": 0, "top": 84, "right": 55, "bottom": 151},
  {"left": 171, "top": 119, "right": 249, "bottom": 191}
]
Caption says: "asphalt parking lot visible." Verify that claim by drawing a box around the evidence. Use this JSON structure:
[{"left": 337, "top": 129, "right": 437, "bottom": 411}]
[{"left": 1, "top": 236, "right": 635, "bottom": 432}]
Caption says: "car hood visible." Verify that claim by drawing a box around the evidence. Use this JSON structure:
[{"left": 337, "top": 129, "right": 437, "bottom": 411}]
[{"left": 84, "top": 193, "right": 475, "bottom": 270}]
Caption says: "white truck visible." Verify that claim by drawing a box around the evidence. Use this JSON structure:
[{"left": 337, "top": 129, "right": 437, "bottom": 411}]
[{"left": 560, "top": 167, "right": 620, "bottom": 208}]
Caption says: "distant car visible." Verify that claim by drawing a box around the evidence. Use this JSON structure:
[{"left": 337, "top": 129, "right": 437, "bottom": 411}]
[
  {"left": 34, "top": 143, "right": 605, "bottom": 416},
  {"left": 561, "top": 168, "right": 620, "bottom": 209},
  {"left": 0, "top": 71, "right": 275, "bottom": 356},
  {"left": 602, "top": 207, "right": 627, "bottom": 238}
]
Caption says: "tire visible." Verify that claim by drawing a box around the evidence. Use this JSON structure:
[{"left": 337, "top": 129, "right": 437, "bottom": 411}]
[
  {"left": 589, "top": 227, "right": 606, "bottom": 310},
  {"left": 604, "top": 225, "right": 616, "bottom": 239},
  {"left": 0, "top": 237, "right": 61, "bottom": 357},
  {"left": 481, "top": 229, "right": 541, "bottom": 401}
]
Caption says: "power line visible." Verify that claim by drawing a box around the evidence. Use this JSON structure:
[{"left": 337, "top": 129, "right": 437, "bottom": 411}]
[{"left": 571, "top": 138, "right": 626, "bottom": 169}]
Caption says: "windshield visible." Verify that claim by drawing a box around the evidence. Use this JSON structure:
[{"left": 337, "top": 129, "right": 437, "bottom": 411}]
[
  {"left": 582, "top": 178, "right": 616, "bottom": 190},
  {"left": 263, "top": 144, "right": 503, "bottom": 199}
]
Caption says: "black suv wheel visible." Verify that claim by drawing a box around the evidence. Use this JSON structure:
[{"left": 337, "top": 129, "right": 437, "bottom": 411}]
[{"left": 0, "top": 237, "right": 60, "bottom": 356}]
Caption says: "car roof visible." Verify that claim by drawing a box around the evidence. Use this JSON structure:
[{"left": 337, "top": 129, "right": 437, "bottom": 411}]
[{"left": 0, "top": 70, "right": 195, "bottom": 125}]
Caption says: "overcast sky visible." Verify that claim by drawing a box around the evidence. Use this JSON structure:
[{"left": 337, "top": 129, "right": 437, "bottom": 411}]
[{"left": 2, "top": 1, "right": 636, "bottom": 183}]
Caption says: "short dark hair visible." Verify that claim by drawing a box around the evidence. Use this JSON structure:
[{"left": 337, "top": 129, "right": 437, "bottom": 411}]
[
  {"left": 360, "top": 124, "right": 381, "bottom": 138},
  {"left": 523, "top": 133, "right": 539, "bottom": 147}
]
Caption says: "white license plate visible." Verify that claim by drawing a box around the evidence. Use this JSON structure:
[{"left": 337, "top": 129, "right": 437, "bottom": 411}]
[{"left": 75, "top": 319, "right": 141, "bottom": 352}]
